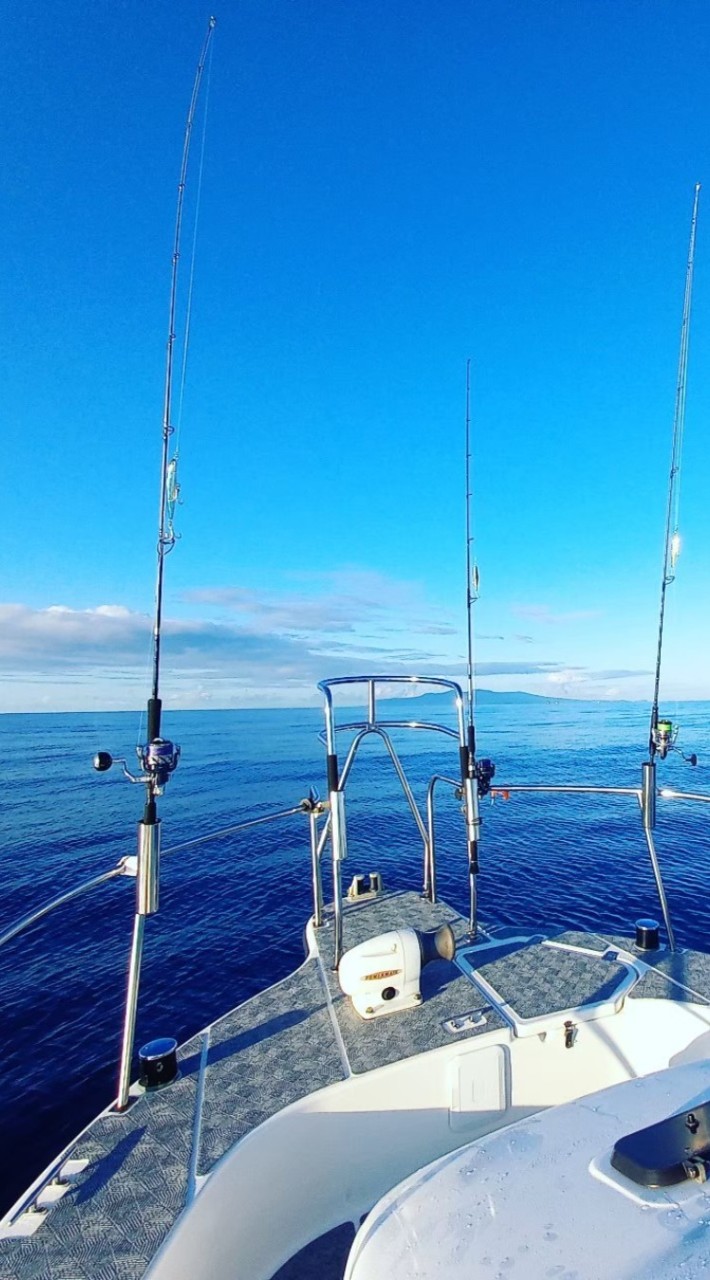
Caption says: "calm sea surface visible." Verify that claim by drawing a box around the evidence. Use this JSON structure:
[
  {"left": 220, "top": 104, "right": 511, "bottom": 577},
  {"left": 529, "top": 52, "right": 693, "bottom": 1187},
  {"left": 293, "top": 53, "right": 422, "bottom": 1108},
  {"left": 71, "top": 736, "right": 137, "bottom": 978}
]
[{"left": 1, "top": 697, "right": 710, "bottom": 1213}]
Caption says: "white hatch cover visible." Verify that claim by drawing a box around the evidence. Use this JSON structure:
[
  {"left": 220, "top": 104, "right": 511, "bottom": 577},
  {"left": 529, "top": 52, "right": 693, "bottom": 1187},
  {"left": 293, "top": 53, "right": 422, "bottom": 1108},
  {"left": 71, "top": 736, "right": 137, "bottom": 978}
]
[{"left": 345, "top": 1060, "right": 710, "bottom": 1280}]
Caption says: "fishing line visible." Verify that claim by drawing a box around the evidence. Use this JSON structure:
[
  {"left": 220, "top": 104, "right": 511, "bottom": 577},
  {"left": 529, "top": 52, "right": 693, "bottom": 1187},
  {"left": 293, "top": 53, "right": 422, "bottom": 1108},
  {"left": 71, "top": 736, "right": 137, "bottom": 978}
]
[{"left": 175, "top": 28, "right": 216, "bottom": 448}]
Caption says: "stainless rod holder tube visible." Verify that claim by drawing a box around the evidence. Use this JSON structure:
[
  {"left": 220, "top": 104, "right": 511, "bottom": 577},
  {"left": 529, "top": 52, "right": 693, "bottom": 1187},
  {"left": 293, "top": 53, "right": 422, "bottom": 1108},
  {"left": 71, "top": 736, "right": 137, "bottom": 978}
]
[
  {"left": 425, "top": 779, "right": 436, "bottom": 901},
  {"left": 463, "top": 775, "right": 481, "bottom": 936},
  {"left": 309, "top": 809, "right": 323, "bottom": 928},
  {"left": 137, "top": 819, "right": 161, "bottom": 915},
  {"left": 463, "top": 775, "right": 481, "bottom": 845},
  {"left": 367, "top": 680, "right": 376, "bottom": 726},
  {"left": 332, "top": 857, "right": 343, "bottom": 971},
  {"left": 641, "top": 761, "right": 657, "bottom": 829},
  {"left": 331, "top": 790, "right": 347, "bottom": 968},
  {"left": 116, "top": 913, "right": 146, "bottom": 1111},
  {"left": 330, "top": 789, "right": 348, "bottom": 865},
  {"left": 313, "top": 726, "right": 369, "bottom": 864}
]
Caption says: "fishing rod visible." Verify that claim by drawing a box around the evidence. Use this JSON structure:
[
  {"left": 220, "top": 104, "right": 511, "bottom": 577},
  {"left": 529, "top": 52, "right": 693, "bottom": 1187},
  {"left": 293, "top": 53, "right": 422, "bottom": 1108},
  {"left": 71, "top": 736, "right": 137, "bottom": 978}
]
[
  {"left": 460, "top": 360, "right": 494, "bottom": 937},
  {"left": 150, "top": 14, "right": 217, "bottom": 748},
  {"left": 648, "top": 182, "right": 700, "bottom": 767},
  {"left": 640, "top": 184, "right": 700, "bottom": 955},
  {"left": 93, "top": 17, "right": 216, "bottom": 1111},
  {"left": 464, "top": 358, "right": 479, "bottom": 744}
]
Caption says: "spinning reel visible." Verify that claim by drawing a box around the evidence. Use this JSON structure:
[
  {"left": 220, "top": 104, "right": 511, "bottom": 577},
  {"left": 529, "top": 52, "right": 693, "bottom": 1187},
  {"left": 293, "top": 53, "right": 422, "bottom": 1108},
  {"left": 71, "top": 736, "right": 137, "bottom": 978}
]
[
  {"left": 651, "top": 718, "right": 697, "bottom": 766},
  {"left": 93, "top": 737, "right": 180, "bottom": 794}
]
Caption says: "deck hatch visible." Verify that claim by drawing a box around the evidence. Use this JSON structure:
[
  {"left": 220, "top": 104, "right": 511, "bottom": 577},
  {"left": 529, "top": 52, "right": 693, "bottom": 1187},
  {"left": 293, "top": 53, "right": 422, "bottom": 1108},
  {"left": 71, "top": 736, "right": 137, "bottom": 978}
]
[{"left": 456, "top": 940, "right": 635, "bottom": 1027}]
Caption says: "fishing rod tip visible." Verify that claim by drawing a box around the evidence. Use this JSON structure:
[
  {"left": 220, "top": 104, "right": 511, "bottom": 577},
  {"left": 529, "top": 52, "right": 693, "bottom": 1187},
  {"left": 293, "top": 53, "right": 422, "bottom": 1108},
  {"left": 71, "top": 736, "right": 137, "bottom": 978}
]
[{"left": 209, "top": 15, "right": 217, "bottom": 28}]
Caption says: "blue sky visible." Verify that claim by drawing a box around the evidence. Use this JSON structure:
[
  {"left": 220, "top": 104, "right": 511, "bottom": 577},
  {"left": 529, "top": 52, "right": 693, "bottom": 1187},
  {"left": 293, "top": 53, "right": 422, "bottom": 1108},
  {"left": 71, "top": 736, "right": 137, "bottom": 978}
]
[{"left": 3, "top": 0, "right": 710, "bottom": 711}]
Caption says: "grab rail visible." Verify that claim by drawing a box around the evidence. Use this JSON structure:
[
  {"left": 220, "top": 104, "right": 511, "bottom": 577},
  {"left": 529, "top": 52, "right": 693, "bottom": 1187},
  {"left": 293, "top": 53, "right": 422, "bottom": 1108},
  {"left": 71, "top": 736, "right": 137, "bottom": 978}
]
[
  {"left": 0, "top": 803, "right": 314, "bottom": 952},
  {"left": 317, "top": 675, "right": 473, "bottom": 964},
  {"left": 489, "top": 782, "right": 679, "bottom": 951},
  {"left": 0, "top": 866, "right": 127, "bottom": 950}
]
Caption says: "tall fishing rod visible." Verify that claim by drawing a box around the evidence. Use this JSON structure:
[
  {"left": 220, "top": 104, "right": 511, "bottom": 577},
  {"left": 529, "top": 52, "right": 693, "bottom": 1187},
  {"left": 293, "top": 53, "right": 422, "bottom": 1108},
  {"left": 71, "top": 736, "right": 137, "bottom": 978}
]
[
  {"left": 648, "top": 182, "right": 701, "bottom": 765},
  {"left": 464, "top": 358, "right": 479, "bottom": 744},
  {"left": 640, "top": 183, "right": 700, "bottom": 955},
  {"left": 94, "top": 17, "right": 216, "bottom": 1111},
  {"left": 460, "top": 360, "right": 494, "bottom": 937},
  {"left": 150, "top": 13, "right": 217, "bottom": 750}
]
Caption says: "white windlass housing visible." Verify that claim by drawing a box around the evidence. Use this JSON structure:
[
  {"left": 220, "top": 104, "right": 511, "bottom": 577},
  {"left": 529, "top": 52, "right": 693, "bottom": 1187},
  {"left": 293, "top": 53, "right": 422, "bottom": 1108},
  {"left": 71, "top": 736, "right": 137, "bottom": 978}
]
[{"left": 338, "top": 924, "right": 455, "bottom": 1019}]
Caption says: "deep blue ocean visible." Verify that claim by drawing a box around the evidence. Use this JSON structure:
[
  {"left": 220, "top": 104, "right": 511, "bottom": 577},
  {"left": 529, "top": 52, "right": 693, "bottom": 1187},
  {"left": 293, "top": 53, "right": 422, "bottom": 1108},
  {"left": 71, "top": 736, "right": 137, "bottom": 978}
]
[{"left": 2, "top": 696, "right": 710, "bottom": 1216}]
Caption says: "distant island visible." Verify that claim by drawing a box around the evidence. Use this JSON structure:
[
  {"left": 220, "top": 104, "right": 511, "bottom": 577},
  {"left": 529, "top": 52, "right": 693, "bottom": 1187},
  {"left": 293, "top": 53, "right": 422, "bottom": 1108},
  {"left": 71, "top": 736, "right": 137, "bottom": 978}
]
[{"left": 386, "top": 688, "right": 639, "bottom": 707}]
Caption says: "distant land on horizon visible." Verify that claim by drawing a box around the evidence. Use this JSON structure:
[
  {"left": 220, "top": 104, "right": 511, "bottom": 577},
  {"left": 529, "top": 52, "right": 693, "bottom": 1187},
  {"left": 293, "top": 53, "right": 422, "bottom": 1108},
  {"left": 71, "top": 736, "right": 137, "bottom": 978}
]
[
  {"left": 403, "top": 688, "right": 646, "bottom": 707},
  {"left": 7, "top": 689, "right": 710, "bottom": 715}
]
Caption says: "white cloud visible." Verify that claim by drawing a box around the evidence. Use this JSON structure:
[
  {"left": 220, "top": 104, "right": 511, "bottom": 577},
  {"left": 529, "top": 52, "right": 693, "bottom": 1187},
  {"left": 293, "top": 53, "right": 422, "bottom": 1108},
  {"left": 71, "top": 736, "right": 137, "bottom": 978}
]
[
  {"left": 513, "top": 604, "right": 602, "bottom": 625},
  {"left": 0, "top": 577, "right": 653, "bottom": 712},
  {"left": 183, "top": 568, "right": 457, "bottom": 639},
  {"left": 0, "top": 582, "right": 463, "bottom": 710}
]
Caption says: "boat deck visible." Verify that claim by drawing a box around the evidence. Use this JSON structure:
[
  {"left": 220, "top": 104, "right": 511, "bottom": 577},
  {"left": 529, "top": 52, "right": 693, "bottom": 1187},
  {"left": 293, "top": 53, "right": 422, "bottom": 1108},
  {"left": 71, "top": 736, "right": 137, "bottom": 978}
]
[{"left": 3, "top": 889, "right": 710, "bottom": 1280}]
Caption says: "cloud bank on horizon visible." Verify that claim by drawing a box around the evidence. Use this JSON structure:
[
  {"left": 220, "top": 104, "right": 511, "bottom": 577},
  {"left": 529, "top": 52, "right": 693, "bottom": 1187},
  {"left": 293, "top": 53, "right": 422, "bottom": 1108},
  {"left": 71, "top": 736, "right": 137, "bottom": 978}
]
[{"left": 0, "top": 569, "right": 657, "bottom": 712}]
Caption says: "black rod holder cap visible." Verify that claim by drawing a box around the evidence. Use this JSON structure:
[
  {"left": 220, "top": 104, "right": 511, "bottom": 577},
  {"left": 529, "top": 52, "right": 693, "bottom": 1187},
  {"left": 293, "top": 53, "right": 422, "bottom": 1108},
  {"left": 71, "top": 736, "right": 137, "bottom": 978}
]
[
  {"left": 139, "top": 1037, "right": 178, "bottom": 1090},
  {"left": 635, "top": 918, "right": 661, "bottom": 951}
]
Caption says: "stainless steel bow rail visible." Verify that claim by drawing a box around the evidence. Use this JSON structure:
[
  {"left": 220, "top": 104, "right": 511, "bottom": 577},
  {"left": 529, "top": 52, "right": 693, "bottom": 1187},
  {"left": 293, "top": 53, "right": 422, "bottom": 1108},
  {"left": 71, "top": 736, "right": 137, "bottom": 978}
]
[
  {"left": 308, "top": 677, "right": 698, "bottom": 963},
  {"left": 316, "top": 675, "right": 493, "bottom": 965},
  {"left": 481, "top": 780, "right": 678, "bottom": 950},
  {"left": 0, "top": 759, "right": 700, "bottom": 969}
]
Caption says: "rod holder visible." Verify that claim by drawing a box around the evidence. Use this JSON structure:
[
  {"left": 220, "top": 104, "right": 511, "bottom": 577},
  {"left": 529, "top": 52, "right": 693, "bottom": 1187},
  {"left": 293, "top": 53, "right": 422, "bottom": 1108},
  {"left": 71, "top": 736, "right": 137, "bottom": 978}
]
[
  {"left": 463, "top": 776, "right": 480, "bottom": 846},
  {"left": 330, "top": 790, "right": 348, "bottom": 864},
  {"left": 137, "top": 819, "right": 161, "bottom": 915},
  {"left": 331, "top": 790, "right": 348, "bottom": 968},
  {"left": 462, "top": 775, "right": 480, "bottom": 936},
  {"left": 642, "top": 761, "right": 656, "bottom": 830},
  {"left": 309, "top": 808, "right": 324, "bottom": 928}
]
